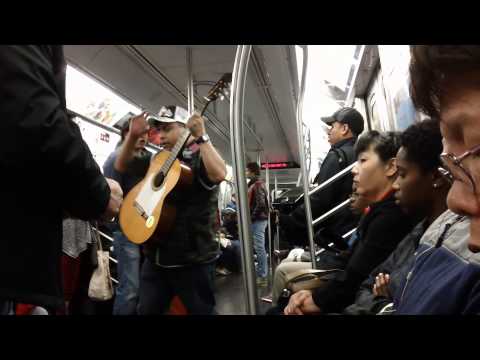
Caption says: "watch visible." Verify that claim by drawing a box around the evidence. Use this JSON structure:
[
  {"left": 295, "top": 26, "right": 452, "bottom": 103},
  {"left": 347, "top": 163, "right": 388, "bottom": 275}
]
[{"left": 195, "top": 134, "right": 210, "bottom": 145}]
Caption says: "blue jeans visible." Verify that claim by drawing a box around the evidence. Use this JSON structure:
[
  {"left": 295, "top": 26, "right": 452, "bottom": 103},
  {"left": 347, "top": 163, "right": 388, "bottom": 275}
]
[
  {"left": 112, "top": 231, "right": 141, "bottom": 315},
  {"left": 252, "top": 220, "right": 268, "bottom": 278},
  {"left": 217, "top": 240, "right": 242, "bottom": 273},
  {"left": 137, "top": 258, "right": 216, "bottom": 315}
]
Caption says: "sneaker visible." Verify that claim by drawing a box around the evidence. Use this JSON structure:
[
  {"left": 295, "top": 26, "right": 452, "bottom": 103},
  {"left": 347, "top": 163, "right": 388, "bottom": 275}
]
[
  {"left": 274, "top": 249, "right": 290, "bottom": 261},
  {"left": 216, "top": 267, "right": 231, "bottom": 276},
  {"left": 260, "top": 295, "right": 273, "bottom": 303},
  {"left": 256, "top": 277, "right": 268, "bottom": 287}
]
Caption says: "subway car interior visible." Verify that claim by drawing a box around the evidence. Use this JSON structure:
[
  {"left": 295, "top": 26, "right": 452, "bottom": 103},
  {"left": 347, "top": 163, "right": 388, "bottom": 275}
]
[{"left": 3, "top": 44, "right": 479, "bottom": 316}]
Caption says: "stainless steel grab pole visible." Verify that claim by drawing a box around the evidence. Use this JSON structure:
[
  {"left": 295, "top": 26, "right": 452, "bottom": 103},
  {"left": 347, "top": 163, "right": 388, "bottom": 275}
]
[
  {"left": 186, "top": 47, "right": 194, "bottom": 114},
  {"left": 229, "top": 45, "right": 258, "bottom": 315},
  {"left": 295, "top": 45, "right": 317, "bottom": 269},
  {"left": 274, "top": 175, "right": 280, "bottom": 255},
  {"left": 265, "top": 159, "right": 272, "bottom": 280}
]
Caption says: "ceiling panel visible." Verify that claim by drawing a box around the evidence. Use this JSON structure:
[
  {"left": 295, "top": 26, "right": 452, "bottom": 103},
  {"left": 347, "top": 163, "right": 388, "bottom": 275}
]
[{"left": 64, "top": 45, "right": 302, "bottom": 183}]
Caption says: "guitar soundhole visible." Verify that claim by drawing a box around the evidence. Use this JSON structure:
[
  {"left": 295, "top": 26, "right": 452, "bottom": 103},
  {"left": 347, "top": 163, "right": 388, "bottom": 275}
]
[{"left": 153, "top": 172, "right": 165, "bottom": 188}]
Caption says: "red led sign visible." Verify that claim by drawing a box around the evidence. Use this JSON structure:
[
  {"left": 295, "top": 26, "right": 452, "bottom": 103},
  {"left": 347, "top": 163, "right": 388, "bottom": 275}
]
[{"left": 261, "top": 162, "right": 299, "bottom": 170}]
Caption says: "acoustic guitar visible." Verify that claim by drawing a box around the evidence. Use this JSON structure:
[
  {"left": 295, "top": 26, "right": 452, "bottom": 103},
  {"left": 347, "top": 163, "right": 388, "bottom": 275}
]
[{"left": 119, "top": 73, "right": 232, "bottom": 244}]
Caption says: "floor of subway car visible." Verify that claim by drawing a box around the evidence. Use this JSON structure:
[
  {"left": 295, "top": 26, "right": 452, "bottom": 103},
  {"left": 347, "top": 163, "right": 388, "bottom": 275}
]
[{"left": 214, "top": 272, "right": 273, "bottom": 315}]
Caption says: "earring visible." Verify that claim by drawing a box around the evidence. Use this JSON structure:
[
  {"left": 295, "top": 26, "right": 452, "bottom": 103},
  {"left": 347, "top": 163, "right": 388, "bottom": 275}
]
[{"left": 433, "top": 183, "right": 439, "bottom": 189}]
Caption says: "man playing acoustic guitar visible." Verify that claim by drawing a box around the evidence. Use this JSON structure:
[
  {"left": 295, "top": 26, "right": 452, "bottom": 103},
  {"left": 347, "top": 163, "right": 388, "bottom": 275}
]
[{"left": 115, "top": 105, "right": 226, "bottom": 314}]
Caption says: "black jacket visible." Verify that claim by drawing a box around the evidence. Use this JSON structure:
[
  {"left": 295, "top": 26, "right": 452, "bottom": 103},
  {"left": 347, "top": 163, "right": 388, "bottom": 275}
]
[
  {"left": 145, "top": 147, "right": 221, "bottom": 267},
  {"left": 342, "top": 220, "right": 426, "bottom": 315},
  {"left": 0, "top": 46, "right": 110, "bottom": 309},
  {"left": 280, "top": 137, "right": 358, "bottom": 246},
  {"left": 311, "top": 193, "right": 416, "bottom": 313}
]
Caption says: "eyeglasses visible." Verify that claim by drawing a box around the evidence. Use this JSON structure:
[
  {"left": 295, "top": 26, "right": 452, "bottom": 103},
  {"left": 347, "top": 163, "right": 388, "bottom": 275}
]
[{"left": 440, "top": 144, "right": 480, "bottom": 193}]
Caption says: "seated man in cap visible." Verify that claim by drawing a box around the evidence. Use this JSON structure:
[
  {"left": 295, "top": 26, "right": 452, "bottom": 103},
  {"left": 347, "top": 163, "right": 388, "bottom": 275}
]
[
  {"left": 279, "top": 107, "right": 364, "bottom": 250},
  {"left": 114, "top": 105, "right": 227, "bottom": 315}
]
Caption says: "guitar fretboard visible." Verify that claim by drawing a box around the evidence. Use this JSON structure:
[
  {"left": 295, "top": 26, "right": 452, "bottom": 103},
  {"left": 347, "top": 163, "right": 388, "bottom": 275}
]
[{"left": 159, "top": 129, "right": 191, "bottom": 175}]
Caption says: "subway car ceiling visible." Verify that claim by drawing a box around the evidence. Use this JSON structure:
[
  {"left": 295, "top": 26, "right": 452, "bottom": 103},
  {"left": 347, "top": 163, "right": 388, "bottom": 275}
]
[
  {"left": 64, "top": 45, "right": 301, "bottom": 184},
  {"left": 352, "top": 45, "right": 379, "bottom": 99}
]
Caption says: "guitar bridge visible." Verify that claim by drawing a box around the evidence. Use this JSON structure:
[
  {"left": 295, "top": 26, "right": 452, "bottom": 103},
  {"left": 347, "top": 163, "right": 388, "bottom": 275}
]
[{"left": 133, "top": 201, "right": 149, "bottom": 220}]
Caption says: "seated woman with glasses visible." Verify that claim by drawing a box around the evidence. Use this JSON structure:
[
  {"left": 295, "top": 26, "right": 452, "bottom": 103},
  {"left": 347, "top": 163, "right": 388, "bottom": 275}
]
[{"left": 385, "top": 45, "right": 480, "bottom": 314}]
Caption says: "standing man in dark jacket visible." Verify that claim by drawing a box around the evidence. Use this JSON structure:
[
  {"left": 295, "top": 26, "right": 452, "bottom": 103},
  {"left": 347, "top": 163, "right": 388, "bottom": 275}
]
[
  {"left": 0, "top": 45, "right": 122, "bottom": 313},
  {"left": 280, "top": 107, "right": 364, "bottom": 247},
  {"left": 246, "top": 162, "right": 270, "bottom": 286},
  {"left": 119, "top": 106, "right": 227, "bottom": 315}
]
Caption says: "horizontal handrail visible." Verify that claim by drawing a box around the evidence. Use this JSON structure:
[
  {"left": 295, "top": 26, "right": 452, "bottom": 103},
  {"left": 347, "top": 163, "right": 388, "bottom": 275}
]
[
  {"left": 314, "top": 228, "right": 357, "bottom": 256},
  {"left": 272, "top": 228, "right": 357, "bottom": 259},
  {"left": 93, "top": 228, "right": 114, "bottom": 242},
  {"left": 295, "top": 161, "right": 357, "bottom": 204},
  {"left": 67, "top": 109, "right": 163, "bottom": 153},
  {"left": 312, "top": 198, "right": 352, "bottom": 227},
  {"left": 315, "top": 242, "right": 333, "bottom": 256},
  {"left": 90, "top": 227, "right": 118, "bottom": 285},
  {"left": 342, "top": 228, "right": 357, "bottom": 239},
  {"left": 92, "top": 227, "right": 117, "bottom": 263}
]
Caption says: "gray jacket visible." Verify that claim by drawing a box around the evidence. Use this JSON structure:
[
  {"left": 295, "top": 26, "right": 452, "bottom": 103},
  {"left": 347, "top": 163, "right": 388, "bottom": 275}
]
[{"left": 62, "top": 218, "right": 93, "bottom": 259}]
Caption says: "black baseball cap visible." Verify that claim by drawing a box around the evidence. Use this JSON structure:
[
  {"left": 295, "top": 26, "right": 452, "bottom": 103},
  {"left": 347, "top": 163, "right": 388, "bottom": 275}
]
[{"left": 322, "top": 107, "right": 364, "bottom": 136}]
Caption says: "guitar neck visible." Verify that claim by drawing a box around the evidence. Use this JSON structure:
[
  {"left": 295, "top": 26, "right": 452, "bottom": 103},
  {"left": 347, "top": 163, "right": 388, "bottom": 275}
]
[
  {"left": 160, "top": 130, "right": 191, "bottom": 173},
  {"left": 200, "top": 100, "right": 211, "bottom": 116}
]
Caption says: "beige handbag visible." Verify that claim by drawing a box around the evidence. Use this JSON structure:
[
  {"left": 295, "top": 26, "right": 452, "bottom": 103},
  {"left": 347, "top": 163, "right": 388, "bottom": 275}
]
[
  {"left": 285, "top": 268, "right": 342, "bottom": 293},
  {"left": 88, "top": 223, "right": 113, "bottom": 301}
]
